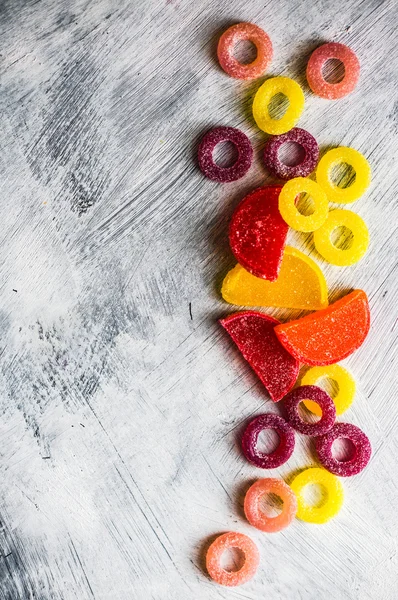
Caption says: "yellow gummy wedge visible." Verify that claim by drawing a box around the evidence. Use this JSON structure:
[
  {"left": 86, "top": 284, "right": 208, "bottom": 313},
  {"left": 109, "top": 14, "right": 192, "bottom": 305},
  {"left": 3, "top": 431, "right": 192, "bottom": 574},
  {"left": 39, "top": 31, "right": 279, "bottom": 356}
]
[{"left": 222, "top": 246, "right": 328, "bottom": 310}]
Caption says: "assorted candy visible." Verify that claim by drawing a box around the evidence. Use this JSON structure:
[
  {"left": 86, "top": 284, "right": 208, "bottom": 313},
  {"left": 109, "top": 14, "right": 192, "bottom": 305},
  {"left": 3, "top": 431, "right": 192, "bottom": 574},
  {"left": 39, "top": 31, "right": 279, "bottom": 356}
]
[
  {"left": 217, "top": 23, "right": 273, "bottom": 80},
  {"left": 315, "top": 422, "right": 372, "bottom": 477},
  {"left": 301, "top": 364, "right": 356, "bottom": 416},
  {"left": 252, "top": 76, "right": 305, "bottom": 134},
  {"left": 198, "top": 126, "right": 253, "bottom": 182},
  {"left": 263, "top": 127, "right": 319, "bottom": 180},
  {"left": 241, "top": 413, "right": 295, "bottom": 468},
  {"left": 313, "top": 209, "right": 369, "bottom": 266},
  {"left": 283, "top": 385, "right": 336, "bottom": 436},
  {"left": 290, "top": 467, "right": 344, "bottom": 523},
  {"left": 278, "top": 177, "right": 329, "bottom": 232},
  {"left": 206, "top": 532, "right": 260, "bottom": 586},
  {"left": 244, "top": 479, "right": 297, "bottom": 532},
  {"left": 306, "top": 42, "right": 360, "bottom": 100}
]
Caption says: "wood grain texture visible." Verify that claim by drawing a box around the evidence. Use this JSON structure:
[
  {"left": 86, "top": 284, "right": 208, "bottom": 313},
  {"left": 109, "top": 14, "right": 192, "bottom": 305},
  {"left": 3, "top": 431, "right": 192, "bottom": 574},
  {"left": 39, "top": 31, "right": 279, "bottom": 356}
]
[{"left": 0, "top": 0, "right": 397, "bottom": 598}]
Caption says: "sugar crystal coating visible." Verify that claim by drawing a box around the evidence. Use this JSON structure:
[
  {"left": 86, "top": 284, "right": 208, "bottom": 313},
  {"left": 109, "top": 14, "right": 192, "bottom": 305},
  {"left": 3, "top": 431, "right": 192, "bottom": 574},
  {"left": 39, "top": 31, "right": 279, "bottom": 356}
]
[
  {"left": 263, "top": 127, "right": 319, "bottom": 180},
  {"left": 283, "top": 385, "right": 336, "bottom": 436},
  {"left": 206, "top": 531, "right": 260, "bottom": 586},
  {"left": 278, "top": 177, "right": 329, "bottom": 232},
  {"left": 307, "top": 42, "right": 360, "bottom": 100},
  {"left": 314, "top": 209, "right": 369, "bottom": 266},
  {"left": 316, "top": 147, "right": 371, "bottom": 203},
  {"left": 244, "top": 478, "right": 297, "bottom": 532},
  {"left": 302, "top": 364, "right": 356, "bottom": 416},
  {"left": 198, "top": 126, "right": 253, "bottom": 183},
  {"left": 315, "top": 422, "right": 371, "bottom": 477},
  {"left": 252, "top": 76, "right": 305, "bottom": 135},
  {"left": 217, "top": 23, "right": 273, "bottom": 80},
  {"left": 290, "top": 467, "right": 344, "bottom": 523},
  {"left": 241, "top": 413, "right": 296, "bottom": 468}
]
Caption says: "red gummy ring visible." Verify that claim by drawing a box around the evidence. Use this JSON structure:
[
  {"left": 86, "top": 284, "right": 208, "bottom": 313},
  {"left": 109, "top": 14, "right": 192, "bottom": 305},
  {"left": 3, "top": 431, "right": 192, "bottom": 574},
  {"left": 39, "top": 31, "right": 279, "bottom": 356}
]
[
  {"left": 263, "top": 128, "right": 319, "bottom": 180},
  {"left": 206, "top": 531, "right": 260, "bottom": 586},
  {"left": 217, "top": 23, "right": 273, "bottom": 80},
  {"left": 244, "top": 478, "right": 297, "bottom": 532},
  {"left": 284, "top": 385, "right": 336, "bottom": 436},
  {"left": 198, "top": 126, "right": 253, "bottom": 182},
  {"left": 242, "top": 414, "right": 295, "bottom": 468},
  {"left": 315, "top": 422, "right": 372, "bottom": 477},
  {"left": 306, "top": 42, "right": 360, "bottom": 100}
]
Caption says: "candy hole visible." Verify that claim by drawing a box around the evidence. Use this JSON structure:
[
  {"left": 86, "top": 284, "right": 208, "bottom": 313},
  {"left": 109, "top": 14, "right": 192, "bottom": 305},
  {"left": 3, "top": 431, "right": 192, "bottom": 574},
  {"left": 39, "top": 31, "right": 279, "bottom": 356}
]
[
  {"left": 317, "top": 376, "right": 340, "bottom": 399},
  {"left": 331, "top": 437, "right": 356, "bottom": 462},
  {"left": 256, "top": 428, "right": 280, "bottom": 454},
  {"left": 298, "top": 401, "right": 321, "bottom": 423},
  {"left": 330, "top": 225, "right": 354, "bottom": 250},
  {"left": 302, "top": 483, "right": 327, "bottom": 508},
  {"left": 213, "top": 141, "right": 239, "bottom": 168},
  {"left": 322, "top": 58, "right": 345, "bottom": 84},
  {"left": 258, "top": 492, "right": 283, "bottom": 517},
  {"left": 295, "top": 192, "right": 315, "bottom": 216},
  {"left": 268, "top": 93, "right": 289, "bottom": 120},
  {"left": 233, "top": 39, "right": 257, "bottom": 65},
  {"left": 278, "top": 141, "right": 306, "bottom": 167},
  {"left": 220, "top": 547, "right": 246, "bottom": 572},
  {"left": 330, "top": 161, "right": 356, "bottom": 188}
]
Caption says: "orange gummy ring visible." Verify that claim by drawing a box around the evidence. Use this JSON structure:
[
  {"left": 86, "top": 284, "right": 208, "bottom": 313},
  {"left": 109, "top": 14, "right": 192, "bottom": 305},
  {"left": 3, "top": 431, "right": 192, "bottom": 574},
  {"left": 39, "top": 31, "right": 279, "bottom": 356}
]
[
  {"left": 206, "top": 531, "right": 260, "bottom": 586},
  {"left": 217, "top": 23, "right": 273, "bottom": 80},
  {"left": 244, "top": 479, "right": 297, "bottom": 533}
]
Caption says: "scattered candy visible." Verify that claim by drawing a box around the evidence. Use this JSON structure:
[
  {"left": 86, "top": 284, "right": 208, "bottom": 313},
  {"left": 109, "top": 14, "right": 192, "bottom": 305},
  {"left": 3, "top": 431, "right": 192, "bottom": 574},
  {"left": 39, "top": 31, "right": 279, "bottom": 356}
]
[
  {"left": 229, "top": 186, "right": 288, "bottom": 281},
  {"left": 278, "top": 177, "right": 329, "bottom": 232},
  {"left": 283, "top": 385, "right": 336, "bottom": 436},
  {"left": 302, "top": 364, "right": 356, "bottom": 416},
  {"left": 221, "top": 246, "right": 328, "bottom": 310},
  {"left": 306, "top": 42, "right": 360, "bottom": 100},
  {"left": 220, "top": 311, "right": 299, "bottom": 402},
  {"left": 275, "top": 290, "right": 370, "bottom": 366},
  {"left": 241, "top": 414, "right": 296, "bottom": 468},
  {"left": 313, "top": 209, "right": 369, "bottom": 266},
  {"left": 198, "top": 126, "right": 253, "bottom": 183},
  {"left": 217, "top": 23, "right": 273, "bottom": 80},
  {"left": 206, "top": 531, "right": 260, "bottom": 586},
  {"left": 244, "top": 478, "right": 297, "bottom": 532},
  {"left": 316, "top": 147, "right": 371, "bottom": 203},
  {"left": 263, "top": 127, "right": 319, "bottom": 180},
  {"left": 252, "top": 76, "right": 305, "bottom": 135},
  {"left": 315, "top": 422, "right": 371, "bottom": 477},
  {"left": 290, "top": 467, "right": 344, "bottom": 523}
]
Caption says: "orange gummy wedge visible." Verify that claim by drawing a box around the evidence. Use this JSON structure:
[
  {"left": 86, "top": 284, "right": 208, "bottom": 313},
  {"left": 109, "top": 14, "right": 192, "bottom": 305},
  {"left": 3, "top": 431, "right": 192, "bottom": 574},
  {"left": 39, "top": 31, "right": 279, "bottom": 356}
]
[{"left": 275, "top": 290, "right": 370, "bottom": 365}]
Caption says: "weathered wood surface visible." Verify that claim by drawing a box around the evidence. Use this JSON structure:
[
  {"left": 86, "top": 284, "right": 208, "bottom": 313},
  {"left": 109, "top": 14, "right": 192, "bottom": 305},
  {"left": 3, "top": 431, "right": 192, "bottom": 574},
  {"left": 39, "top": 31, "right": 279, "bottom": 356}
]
[{"left": 0, "top": 0, "right": 397, "bottom": 598}]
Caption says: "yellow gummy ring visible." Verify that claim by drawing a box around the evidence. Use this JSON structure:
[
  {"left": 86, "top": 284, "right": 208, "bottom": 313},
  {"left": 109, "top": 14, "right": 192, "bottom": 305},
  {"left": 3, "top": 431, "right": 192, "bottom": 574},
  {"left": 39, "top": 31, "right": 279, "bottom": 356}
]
[
  {"left": 290, "top": 467, "right": 344, "bottom": 524},
  {"left": 313, "top": 209, "right": 369, "bottom": 266},
  {"left": 301, "top": 364, "right": 356, "bottom": 416},
  {"left": 278, "top": 177, "right": 329, "bottom": 232},
  {"left": 316, "top": 147, "right": 371, "bottom": 203},
  {"left": 252, "top": 76, "right": 305, "bottom": 135}
]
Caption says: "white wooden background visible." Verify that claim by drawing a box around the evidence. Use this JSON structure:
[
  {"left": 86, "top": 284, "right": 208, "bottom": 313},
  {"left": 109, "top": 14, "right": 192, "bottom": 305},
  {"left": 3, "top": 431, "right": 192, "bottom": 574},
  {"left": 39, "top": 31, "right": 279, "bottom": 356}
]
[{"left": 0, "top": 0, "right": 397, "bottom": 598}]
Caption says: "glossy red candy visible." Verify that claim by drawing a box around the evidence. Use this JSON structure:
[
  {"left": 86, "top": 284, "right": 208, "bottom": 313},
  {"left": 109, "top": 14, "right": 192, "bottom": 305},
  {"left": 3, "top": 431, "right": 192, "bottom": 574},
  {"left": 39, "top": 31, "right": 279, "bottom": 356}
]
[
  {"left": 220, "top": 311, "right": 299, "bottom": 402},
  {"left": 229, "top": 186, "right": 288, "bottom": 281}
]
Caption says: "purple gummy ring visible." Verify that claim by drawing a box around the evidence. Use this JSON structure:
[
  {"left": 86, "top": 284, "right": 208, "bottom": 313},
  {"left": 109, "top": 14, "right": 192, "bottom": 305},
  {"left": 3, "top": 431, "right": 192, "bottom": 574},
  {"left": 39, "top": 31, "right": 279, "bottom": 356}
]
[
  {"left": 315, "top": 422, "right": 371, "bottom": 477},
  {"left": 284, "top": 385, "right": 336, "bottom": 436},
  {"left": 241, "top": 413, "right": 295, "bottom": 468},
  {"left": 263, "top": 128, "right": 319, "bottom": 180},
  {"left": 198, "top": 126, "right": 253, "bottom": 183}
]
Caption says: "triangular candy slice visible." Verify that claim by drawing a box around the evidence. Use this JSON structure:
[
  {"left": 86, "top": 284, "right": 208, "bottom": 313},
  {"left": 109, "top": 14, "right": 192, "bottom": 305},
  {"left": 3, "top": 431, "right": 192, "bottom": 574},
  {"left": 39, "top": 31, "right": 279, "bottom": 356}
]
[
  {"left": 220, "top": 311, "right": 299, "bottom": 402},
  {"left": 222, "top": 246, "right": 328, "bottom": 310},
  {"left": 275, "top": 290, "right": 370, "bottom": 366},
  {"left": 229, "top": 186, "right": 288, "bottom": 281}
]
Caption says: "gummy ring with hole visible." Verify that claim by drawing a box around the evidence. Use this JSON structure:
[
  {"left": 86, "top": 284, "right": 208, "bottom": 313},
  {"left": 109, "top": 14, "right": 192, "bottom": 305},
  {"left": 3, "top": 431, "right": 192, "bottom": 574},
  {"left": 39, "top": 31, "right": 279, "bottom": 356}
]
[
  {"left": 290, "top": 467, "right": 344, "bottom": 523},
  {"left": 217, "top": 23, "right": 273, "bottom": 80},
  {"left": 315, "top": 422, "right": 371, "bottom": 477},
  {"left": 263, "top": 128, "right": 319, "bottom": 180},
  {"left": 206, "top": 531, "right": 260, "bottom": 586},
  {"left": 278, "top": 177, "right": 329, "bottom": 232},
  {"left": 197, "top": 126, "right": 253, "bottom": 183},
  {"left": 302, "top": 364, "right": 356, "bottom": 416},
  {"left": 316, "top": 147, "right": 371, "bottom": 203},
  {"left": 244, "top": 479, "right": 297, "bottom": 532},
  {"left": 313, "top": 209, "right": 369, "bottom": 266},
  {"left": 306, "top": 42, "right": 360, "bottom": 100},
  {"left": 283, "top": 385, "right": 336, "bottom": 436},
  {"left": 252, "top": 76, "right": 305, "bottom": 135},
  {"left": 241, "top": 413, "right": 295, "bottom": 468}
]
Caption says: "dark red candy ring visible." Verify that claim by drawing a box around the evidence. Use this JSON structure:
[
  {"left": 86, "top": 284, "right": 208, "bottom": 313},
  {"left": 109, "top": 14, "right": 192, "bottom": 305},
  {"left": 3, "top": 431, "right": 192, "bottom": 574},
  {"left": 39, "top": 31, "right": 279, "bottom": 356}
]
[
  {"left": 263, "top": 127, "right": 319, "bottom": 180},
  {"left": 315, "top": 422, "right": 372, "bottom": 476},
  {"left": 241, "top": 413, "right": 295, "bottom": 468},
  {"left": 283, "top": 385, "right": 336, "bottom": 436},
  {"left": 198, "top": 126, "right": 253, "bottom": 182}
]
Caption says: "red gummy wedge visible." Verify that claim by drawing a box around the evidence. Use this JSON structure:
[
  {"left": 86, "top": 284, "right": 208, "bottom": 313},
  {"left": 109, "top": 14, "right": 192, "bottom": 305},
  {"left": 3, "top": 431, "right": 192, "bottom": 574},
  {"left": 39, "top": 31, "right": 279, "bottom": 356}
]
[
  {"left": 275, "top": 290, "right": 370, "bottom": 366},
  {"left": 220, "top": 311, "right": 299, "bottom": 401},
  {"left": 229, "top": 186, "right": 288, "bottom": 281}
]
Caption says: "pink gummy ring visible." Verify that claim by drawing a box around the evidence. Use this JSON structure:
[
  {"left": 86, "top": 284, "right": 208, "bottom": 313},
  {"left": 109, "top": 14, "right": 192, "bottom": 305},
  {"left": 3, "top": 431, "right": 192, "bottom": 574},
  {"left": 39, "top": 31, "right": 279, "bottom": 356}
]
[
  {"left": 244, "top": 478, "right": 297, "bottom": 532},
  {"left": 315, "top": 422, "right": 372, "bottom": 476},
  {"left": 198, "top": 126, "right": 253, "bottom": 182},
  {"left": 241, "top": 413, "right": 295, "bottom": 468},
  {"left": 283, "top": 385, "right": 336, "bottom": 436},
  {"left": 217, "top": 23, "right": 273, "bottom": 80},
  {"left": 263, "top": 128, "right": 319, "bottom": 180},
  {"left": 306, "top": 42, "right": 360, "bottom": 100},
  {"left": 206, "top": 531, "right": 260, "bottom": 586}
]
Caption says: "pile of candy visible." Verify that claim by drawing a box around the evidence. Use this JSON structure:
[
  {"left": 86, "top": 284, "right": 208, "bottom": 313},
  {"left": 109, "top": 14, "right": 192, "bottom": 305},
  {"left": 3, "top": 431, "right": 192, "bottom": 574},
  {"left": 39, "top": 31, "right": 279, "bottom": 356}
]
[{"left": 198, "top": 23, "right": 373, "bottom": 587}]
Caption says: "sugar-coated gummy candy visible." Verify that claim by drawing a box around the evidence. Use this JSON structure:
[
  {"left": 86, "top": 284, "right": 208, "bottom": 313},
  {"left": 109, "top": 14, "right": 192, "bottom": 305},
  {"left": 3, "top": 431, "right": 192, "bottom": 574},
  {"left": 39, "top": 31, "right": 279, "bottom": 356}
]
[
  {"left": 206, "top": 531, "right": 260, "bottom": 586},
  {"left": 217, "top": 23, "right": 273, "bottom": 80},
  {"left": 241, "top": 414, "right": 295, "bottom": 468},
  {"left": 252, "top": 76, "right": 305, "bottom": 135},
  {"left": 198, "top": 126, "right": 253, "bottom": 183},
  {"left": 263, "top": 128, "right": 319, "bottom": 180},
  {"left": 278, "top": 177, "right": 329, "bottom": 232},
  {"left": 315, "top": 422, "right": 371, "bottom": 477},
  {"left": 275, "top": 290, "right": 370, "bottom": 366},
  {"left": 314, "top": 209, "right": 369, "bottom": 266},
  {"left": 221, "top": 246, "right": 328, "bottom": 311},
  {"left": 283, "top": 385, "right": 336, "bottom": 436},
  {"left": 220, "top": 311, "right": 299, "bottom": 402},
  {"left": 229, "top": 186, "right": 288, "bottom": 281},
  {"left": 306, "top": 42, "right": 360, "bottom": 100},
  {"left": 244, "top": 479, "right": 297, "bottom": 532},
  {"left": 316, "top": 147, "right": 371, "bottom": 203},
  {"left": 302, "top": 364, "right": 356, "bottom": 416},
  {"left": 290, "top": 467, "right": 344, "bottom": 523}
]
